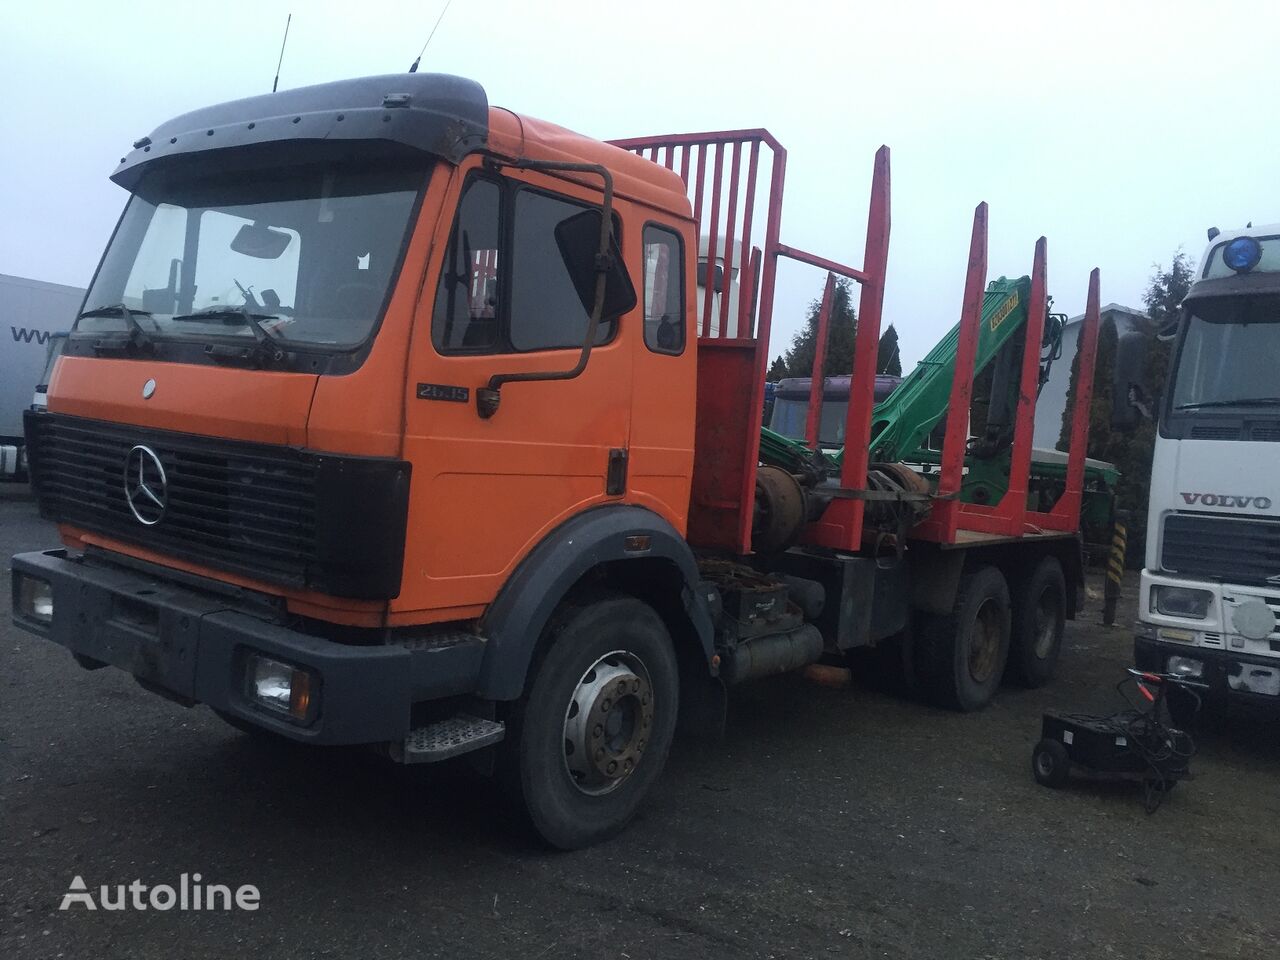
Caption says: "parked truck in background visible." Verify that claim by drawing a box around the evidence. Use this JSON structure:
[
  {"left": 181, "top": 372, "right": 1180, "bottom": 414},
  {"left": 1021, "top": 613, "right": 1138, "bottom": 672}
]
[
  {"left": 1, "top": 274, "right": 82, "bottom": 479},
  {"left": 1120, "top": 224, "right": 1280, "bottom": 718},
  {"left": 12, "top": 74, "right": 1119, "bottom": 848}
]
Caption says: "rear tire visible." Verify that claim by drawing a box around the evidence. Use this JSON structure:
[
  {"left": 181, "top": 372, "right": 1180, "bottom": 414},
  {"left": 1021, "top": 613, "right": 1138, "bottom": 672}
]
[
  {"left": 915, "top": 565, "right": 1011, "bottom": 712},
  {"left": 1032, "top": 738, "right": 1071, "bottom": 788},
  {"left": 500, "top": 592, "right": 679, "bottom": 850},
  {"left": 1008, "top": 556, "right": 1066, "bottom": 688}
]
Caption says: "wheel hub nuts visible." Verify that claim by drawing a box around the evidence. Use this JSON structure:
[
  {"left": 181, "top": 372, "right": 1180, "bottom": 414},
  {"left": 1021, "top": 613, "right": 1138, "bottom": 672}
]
[{"left": 563, "top": 652, "right": 654, "bottom": 796}]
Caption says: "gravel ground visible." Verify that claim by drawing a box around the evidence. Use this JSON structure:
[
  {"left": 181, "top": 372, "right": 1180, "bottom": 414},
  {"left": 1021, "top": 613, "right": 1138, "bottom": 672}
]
[{"left": 3, "top": 484, "right": 1279, "bottom": 959}]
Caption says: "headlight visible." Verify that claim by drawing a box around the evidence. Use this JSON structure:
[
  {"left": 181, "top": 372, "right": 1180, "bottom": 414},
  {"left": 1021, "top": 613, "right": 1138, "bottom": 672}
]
[
  {"left": 243, "top": 654, "right": 316, "bottom": 722},
  {"left": 1152, "top": 585, "right": 1213, "bottom": 620},
  {"left": 1167, "top": 655, "right": 1204, "bottom": 678},
  {"left": 15, "top": 573, "right": 54, "bottom": 624}
]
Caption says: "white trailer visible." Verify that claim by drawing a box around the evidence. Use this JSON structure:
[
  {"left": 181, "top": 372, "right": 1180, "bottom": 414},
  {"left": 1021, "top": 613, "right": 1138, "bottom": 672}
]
[{"left": 1, "top": 274, "right": 84, "bottom": 479}]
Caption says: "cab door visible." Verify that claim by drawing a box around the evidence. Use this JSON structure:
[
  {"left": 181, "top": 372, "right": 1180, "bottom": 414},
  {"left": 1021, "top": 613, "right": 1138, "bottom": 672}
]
[{"left": 396, "top": 163, "right": 634, "bottom": 618}]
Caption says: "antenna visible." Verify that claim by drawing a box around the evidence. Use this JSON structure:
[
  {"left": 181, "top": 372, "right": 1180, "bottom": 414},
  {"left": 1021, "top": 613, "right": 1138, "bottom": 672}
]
[
  {"left": 272, "top": 13, "right": 292, "bottom": 93},
  {"left": 408, "top": 0, "right": 452, "bottom": 73}
]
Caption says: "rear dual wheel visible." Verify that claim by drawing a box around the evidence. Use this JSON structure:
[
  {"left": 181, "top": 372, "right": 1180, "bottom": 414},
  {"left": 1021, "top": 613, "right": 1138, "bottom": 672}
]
[
  {"left": 1008, "top": 557, "right": 1066, "bottom": 688},
  {"left": 916, "top": 565, "right": 1012, "bottom": 712}
]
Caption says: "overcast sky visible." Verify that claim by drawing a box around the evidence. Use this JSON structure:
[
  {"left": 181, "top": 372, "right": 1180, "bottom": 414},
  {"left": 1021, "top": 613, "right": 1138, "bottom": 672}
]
[{"left": 2, "top": 0, "right": 1277, "bottom": 368}]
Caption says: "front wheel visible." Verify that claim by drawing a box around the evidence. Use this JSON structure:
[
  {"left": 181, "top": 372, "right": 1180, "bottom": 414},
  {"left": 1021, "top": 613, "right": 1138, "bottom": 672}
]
[{"left": 501, "top": 593, "right": 679, "bottom": 850}]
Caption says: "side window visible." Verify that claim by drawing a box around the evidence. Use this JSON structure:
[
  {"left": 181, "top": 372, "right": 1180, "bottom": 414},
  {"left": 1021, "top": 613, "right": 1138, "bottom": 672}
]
[
  {"left": 432, "top": 177, "right": 501, "bottom": 352},
  {"left": 509, "top": 189, "right": 617, "bottom": 351},
  {"left": 432, "top": 176, "right": 624, "bottom": 355},
  {"left": 642, "top": 225, "right": 685, "bottom": 355}
]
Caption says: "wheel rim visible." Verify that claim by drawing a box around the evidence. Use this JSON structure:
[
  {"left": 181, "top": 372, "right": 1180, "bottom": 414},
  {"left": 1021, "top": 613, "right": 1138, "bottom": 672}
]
[
  {"left": 562, "top": 650, "right": 654, "bottom": 796},
  {"left": 1032, "top": 585, "right": 1062, "bottom": 659},
  {"left": 967, "top": 598, "right": 1003, "bottom": 683}
]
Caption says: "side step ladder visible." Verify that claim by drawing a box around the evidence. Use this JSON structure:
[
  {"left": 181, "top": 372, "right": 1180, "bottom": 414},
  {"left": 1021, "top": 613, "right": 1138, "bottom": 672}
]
[{"left": 391, "top": 715, "right": 505, "bottom": 764}]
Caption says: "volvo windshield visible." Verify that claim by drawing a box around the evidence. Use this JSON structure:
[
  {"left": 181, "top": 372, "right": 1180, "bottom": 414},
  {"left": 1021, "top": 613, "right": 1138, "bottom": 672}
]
[
  {"left": 77, "top": 160, "right": 426, "bottom": 351},
  {"left": 1170, "top": 295, "right": 1280, "bottom": 411}
]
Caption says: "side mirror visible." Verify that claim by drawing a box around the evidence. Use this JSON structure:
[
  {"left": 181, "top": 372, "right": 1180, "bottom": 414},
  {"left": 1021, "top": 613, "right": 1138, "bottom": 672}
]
[
  {"left": 696, "top": 260, "right": 725, "bottom": 294},
  {"left": 230, "top": 222, "right": 292, "bottom": 260},
  {"left": 1111, "top": 330, "right": 1151, "bottom": 431},
  {"left": 553, "top": 209, "right": 636, "bottom": 323}
]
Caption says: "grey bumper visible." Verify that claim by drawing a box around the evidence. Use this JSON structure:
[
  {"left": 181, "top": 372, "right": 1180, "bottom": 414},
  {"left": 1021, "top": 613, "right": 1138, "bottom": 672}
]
[
  {"left": 1135, "top": 635, "right": 1280, "bottom": 719},
  {"left": 11, "top": 550, "right": 484, "bottom": 744}
]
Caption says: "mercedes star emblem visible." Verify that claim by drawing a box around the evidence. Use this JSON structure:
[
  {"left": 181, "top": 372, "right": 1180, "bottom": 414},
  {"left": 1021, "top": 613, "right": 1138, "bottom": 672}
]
[
  {"left": 142, "top": 378, "right": 156, "bottom": 399},
  {"left": 123, "top": 445, "right": 167, "bottom": 525}
]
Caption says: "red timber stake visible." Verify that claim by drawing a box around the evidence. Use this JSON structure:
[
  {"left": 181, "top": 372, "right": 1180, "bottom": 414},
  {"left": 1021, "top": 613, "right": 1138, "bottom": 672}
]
[
  {"left": 932, "top": 202, "right": 990, "bottom": 543},
  {"left": 807, "top": 146, "right": 890, "bottom": 552},
  {"left": 805, "top": 273, "right": 837, "bottom": 450},
  {"left": 1000, "top": 236, "right": 1049, "bottom": 532},
  {"left": 1053, "top": 268, "right": 1102, "bottom": 523}
]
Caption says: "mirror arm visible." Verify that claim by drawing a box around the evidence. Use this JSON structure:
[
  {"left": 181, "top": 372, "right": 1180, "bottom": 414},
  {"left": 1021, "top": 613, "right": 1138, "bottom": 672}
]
[{"left": 475, "top": 156, "right": 615, "bottom": 419}]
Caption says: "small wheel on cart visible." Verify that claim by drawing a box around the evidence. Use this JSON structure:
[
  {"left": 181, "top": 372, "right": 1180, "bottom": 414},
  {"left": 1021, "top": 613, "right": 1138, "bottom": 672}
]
[
  {"left": 1032, "top": 738, "right": 1071, "bottom": 788},
  {"left": 1144, "top": 777, "right": 1177, "bottom": 795}
]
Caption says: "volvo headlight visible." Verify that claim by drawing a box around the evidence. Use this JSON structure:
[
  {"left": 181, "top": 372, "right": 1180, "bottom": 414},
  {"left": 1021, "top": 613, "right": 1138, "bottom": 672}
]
[{"left": 1152, "top": 585, "right": 1213, "bottom": 620}]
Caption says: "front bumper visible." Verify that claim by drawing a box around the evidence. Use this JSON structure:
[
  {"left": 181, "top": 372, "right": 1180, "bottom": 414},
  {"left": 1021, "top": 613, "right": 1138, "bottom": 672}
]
[
  {"left": 1134, "top": 635, "right": 1280, "bottom": 719},
  {"left": 11, "top": 550, "right": 483, "bottom": 744}
]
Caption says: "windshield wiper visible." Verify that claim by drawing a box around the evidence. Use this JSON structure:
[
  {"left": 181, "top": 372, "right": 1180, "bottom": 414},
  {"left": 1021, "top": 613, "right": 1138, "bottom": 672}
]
[
  {"left": 173, "top": 307, "right": 288, "bottom": 343},
  {"left": 175, "top": 307, "right": 290, "bottom": 367},
  {"left": 77, "top": 303, "right": 157, "bottom": 351},
  {"left": 1177, "top": 398, "right": 1280, "bottom": 410}
]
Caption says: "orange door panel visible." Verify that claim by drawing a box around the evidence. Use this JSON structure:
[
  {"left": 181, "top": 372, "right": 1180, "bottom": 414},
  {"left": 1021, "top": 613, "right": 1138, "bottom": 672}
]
[{"left": 394, "top": 163, "right": 634, "bottom": 618}]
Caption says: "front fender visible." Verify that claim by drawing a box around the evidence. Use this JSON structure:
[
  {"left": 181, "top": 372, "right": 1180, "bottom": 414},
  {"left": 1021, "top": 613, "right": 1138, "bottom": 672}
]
[{"left": 476, "top": 505, "right": 715, "bottom": 701}]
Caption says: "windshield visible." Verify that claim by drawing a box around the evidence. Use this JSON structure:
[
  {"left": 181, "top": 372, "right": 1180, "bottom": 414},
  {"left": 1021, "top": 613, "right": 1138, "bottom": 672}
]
[
  {"left": 1170, "top": 296, "right": 1280, "bottom": 409},
  {"left": 78, "top": 160, "right": 426, "bottom": 349},
  {"left": 770, "top": 397, "right": 849, "bottom": 447}
]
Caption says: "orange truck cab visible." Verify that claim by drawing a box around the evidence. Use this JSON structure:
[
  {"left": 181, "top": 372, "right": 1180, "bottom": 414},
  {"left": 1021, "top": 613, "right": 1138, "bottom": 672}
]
[{"left": 12, "top": 73, "right": 1105, "bottom": 849}]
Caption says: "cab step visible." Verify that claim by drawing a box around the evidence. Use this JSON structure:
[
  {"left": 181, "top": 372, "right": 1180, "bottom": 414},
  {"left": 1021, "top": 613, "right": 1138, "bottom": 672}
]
[{"left": 392, "top": 714, "right": 505, "bottom": 764}]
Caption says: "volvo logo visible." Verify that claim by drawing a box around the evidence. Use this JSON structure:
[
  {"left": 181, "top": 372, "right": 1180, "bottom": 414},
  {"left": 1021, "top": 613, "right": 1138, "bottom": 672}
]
[
  {"left": 1180, "top": 492, "right": 1273, "bottom": 509},
  {"left": 123, "top": 445, "right": 167, "bottom": 525}
]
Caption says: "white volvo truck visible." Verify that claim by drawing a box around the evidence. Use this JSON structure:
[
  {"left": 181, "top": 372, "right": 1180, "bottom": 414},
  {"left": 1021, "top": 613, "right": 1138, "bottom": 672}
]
[{"left": 1118, "top": 224, "right": 1280, "bottom": 717}]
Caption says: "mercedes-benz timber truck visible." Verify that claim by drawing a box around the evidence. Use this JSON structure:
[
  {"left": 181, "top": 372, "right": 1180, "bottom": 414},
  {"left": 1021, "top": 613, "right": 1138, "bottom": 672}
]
[{"left": 12, "top": 74, "right": 1117, "bottom": 848}]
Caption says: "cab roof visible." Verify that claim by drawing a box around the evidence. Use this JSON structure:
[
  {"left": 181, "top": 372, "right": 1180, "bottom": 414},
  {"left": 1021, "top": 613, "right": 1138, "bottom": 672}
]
[{"left": 110, "top": 73, "right": 691, "bottom": 220}]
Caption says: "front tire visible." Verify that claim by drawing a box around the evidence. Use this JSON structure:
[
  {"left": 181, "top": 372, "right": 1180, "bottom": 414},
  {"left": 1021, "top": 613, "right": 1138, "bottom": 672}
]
[{"left": 501, "top": 593, "right": 679, "bottom": 850}]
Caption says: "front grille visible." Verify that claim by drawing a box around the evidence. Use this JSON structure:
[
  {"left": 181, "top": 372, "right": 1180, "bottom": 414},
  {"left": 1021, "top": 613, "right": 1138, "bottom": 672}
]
[
  {"left": 24, "top": 412, "right": 411, "bottom": 599},
  {"left": 27, "top": 414, "right": 318, "bottom": 587},
  {"left": 1190, "top": 423, "right": 1240, "bottom": 440},
  {"left": 1162, "top": 512, "right": 1280, "bottom": 586}
]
